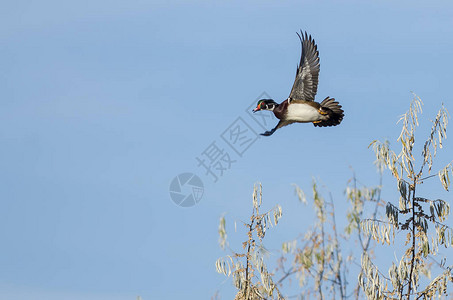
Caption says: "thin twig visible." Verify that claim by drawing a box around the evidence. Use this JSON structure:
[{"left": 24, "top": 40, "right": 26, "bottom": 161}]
[{"left": 407, "top": 181, "right": 417, "bottom": 299}]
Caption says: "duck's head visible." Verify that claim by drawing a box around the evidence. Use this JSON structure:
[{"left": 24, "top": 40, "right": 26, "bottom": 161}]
[{"left": 253, "top": 99, "right": 278, "bottom": 112}]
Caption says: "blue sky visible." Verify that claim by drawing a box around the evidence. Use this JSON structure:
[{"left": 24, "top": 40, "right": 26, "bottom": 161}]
[{"left": 1, "top": 0, "right": 453, "bottom": 299}]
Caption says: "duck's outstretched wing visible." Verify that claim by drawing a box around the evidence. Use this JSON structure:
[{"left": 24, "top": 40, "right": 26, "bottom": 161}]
[{"left": 289, "top": 31, "right": 320, "bottom": 101}]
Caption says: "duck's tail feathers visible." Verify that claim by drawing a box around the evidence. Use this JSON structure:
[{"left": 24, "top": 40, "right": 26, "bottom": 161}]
[{"left": 314, "top": 97, "right": 344, "bottom": 127}]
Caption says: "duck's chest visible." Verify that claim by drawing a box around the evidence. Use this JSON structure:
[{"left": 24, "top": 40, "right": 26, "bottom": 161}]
[{"left": 284, "top": 102, "right": 320, "bottom": 122}]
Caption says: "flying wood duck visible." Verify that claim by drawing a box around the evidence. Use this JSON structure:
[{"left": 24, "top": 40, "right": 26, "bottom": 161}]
[{"left": 253, "top": 31, "right": 344, "bottom": 136}]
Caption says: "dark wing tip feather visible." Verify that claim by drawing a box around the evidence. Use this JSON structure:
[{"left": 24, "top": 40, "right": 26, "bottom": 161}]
[{"left": 296, "top": 30, "right": 302, "bottom": 42}]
